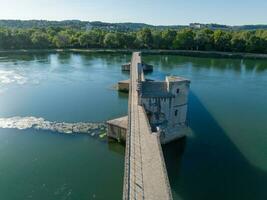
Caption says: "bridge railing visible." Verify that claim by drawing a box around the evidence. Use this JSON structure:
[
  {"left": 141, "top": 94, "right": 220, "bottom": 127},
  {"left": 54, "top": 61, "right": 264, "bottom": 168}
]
[{"left": 123, "top": 53, "right": 134, "bottom": 200}]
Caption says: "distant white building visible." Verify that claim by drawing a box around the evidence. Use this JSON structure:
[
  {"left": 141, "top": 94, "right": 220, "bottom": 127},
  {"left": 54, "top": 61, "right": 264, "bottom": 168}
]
[{"left": 189, "top": 23, "right": 203, "bottom": 29}]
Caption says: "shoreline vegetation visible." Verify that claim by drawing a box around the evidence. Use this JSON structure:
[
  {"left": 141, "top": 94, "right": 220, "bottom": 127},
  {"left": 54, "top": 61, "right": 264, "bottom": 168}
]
[
  {"left": 1, "top": 26, "right": 267, "bottom": 58},
  {"left": 1, "top": 49, "right": 267, "bottom": 59}
]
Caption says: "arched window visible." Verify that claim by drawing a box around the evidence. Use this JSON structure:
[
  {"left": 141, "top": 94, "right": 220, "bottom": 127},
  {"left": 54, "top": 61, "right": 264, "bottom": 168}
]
[
  {"left": 176, "top": 88, "right": 180, "bottom": 94},
  {"left": 175, "top": 110, "right": 178, "bottom": 116}
]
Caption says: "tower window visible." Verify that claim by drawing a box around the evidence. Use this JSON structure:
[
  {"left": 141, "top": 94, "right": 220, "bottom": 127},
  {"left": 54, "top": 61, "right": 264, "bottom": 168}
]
[
  {"left": 175, "top": 110, "right": 178, "bottom": 116},
  {"left": 176, "top": 89, "right": 180, "bottom": 94}
]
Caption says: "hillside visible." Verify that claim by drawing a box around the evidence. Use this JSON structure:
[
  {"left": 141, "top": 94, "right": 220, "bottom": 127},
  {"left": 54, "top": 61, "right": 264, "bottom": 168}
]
[{"left": 0, "top": 20, "right": 267, "bottom": 31}]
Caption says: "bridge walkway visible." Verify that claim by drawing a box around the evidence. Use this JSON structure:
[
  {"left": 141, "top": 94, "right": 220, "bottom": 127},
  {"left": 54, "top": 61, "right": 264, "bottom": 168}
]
[{"left": 123, "top": 52, "right": 173, "bottom": 200}]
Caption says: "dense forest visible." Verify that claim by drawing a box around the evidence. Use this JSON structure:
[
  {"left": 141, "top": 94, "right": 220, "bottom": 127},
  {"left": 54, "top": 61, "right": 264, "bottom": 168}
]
[{"left": 0, "top": 26, "right": 267, "bottom": 53}]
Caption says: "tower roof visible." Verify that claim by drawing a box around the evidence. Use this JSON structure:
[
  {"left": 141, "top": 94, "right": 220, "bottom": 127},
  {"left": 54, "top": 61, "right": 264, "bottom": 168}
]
[{"left": 141, "top": 81, "right": 173, "bottom": 98}]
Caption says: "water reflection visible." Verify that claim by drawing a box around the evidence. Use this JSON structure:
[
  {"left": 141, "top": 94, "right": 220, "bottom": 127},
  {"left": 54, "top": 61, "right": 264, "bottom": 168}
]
[
  {"left": 143, "top": 55, "right": 267, "bottom": 73},
  {"left": 107, "top": 140, "right": 125, "bottom": 156},
  {"left": 0, "top": 70, "right": 27, "bottom": 86},
  {"left": 118, "top": 91, "right": 128, "bottom": 99},
  {"left": 57, "top": 52, "right": 72, "bottom": 64},
  {"left": 0, "top": 52, "right": 50, "bottom": 63}
]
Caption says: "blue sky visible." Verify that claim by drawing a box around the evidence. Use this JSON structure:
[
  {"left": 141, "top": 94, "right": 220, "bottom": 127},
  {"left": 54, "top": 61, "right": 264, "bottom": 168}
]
[{"left": 0, "top": 0, "right": 266, "bottom": 25}]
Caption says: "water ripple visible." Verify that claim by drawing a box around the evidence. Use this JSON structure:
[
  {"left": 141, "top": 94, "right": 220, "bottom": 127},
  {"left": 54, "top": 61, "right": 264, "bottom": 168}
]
[{"left": 0, "top": 70, "right": 27, "bottom": 86}]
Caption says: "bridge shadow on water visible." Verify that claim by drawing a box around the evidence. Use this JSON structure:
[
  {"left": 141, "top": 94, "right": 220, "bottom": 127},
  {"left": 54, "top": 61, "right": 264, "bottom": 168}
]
[{"left": 163, "top": 92, "right": 267, "bottom": 200}]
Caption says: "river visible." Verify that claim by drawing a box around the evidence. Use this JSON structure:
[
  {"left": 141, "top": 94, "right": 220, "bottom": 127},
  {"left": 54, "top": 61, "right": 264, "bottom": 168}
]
[{"left": 0, "top": 52, "right": 266, "bottom": 200}]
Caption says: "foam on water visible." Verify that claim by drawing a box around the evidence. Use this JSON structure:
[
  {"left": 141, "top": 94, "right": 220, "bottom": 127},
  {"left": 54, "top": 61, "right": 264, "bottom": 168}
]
[
  {"left": 0, "top": 70, "right": 27, "bottom": 86},
  {"left": 0, "top": 116, "right": 107, "bottom": 136}
]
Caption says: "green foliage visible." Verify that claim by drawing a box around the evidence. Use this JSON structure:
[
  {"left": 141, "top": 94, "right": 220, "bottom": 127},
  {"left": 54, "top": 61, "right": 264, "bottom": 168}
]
[
  {"left": 213, "top": 30, "right": 232, "bottom": 51},
  {"left": 53, "top": 31, "right": 72, "bottom": 48},
  {"left": 31, "top": 31, "right": 51, "bottom": 48},
  {"left": 136, "top": 28, "right": 153, "bottom": 48},
  {"left": 104, "top": 33, "right": 121, "bottom": 48},
  {"left": 231, "top": 32, "right": 247, "bottom": 52},
  {"left": 161, "top": 30, "right": 177, "bottom": 49},
  {"left": 0, "top": 29, "right": 12, "bottom": 49},
  {"left": 246, "top": 35, "right": 267, "bottom": 53},
  {"left": 194, "top": 29, "right": 214, "bottom": 50},
  {"left": 121, "top": 33, "right": 136, "bottom": 49},
  {"left": 79, "top": 30, "right": 104, "bottom": 48},
  {"left": 0, "top": 26, "right": 267, "bottom": 54},
  {"left": 173, "top": 29, "right": 195, "bottom": 50}
]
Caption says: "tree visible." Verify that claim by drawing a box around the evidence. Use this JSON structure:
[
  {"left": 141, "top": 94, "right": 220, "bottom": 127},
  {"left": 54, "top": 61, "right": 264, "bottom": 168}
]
[
  {"left": 31, "top": 31, "right": 51, "bottom": 48},
  {"left": 104, "top": 32, "right": 121, "bottom": 48},
  {"left": 122, "top": 33, "right": 136, "bottom": 49},
  {"left": 0, "top": 29, "right": 12, "bottom": 49},
  {"left": 151, "top": 31, "right": 163, "bottom": 49},
  {"left": 53, "top": 31, "right": 71, "bottom": 48},
  {"left": 246, "top": 34, "right": 267, "bottom": 53},
  {"left": 194, "top": 29, "right": 213, "bottom": 50},
  {"left": 230, "top": 32, "right": 247, "bottom": 52},
  {"left": 13, "top": 29, "right": 32, "bottom": 49},
  {"left": 161, "top": 29, "right": 176, "bottom": 49},
  {"left": 173, "top": 29, "right": 195, "bottom": 50},
  {"left": 213, "top": 30, "right": 232, "bottom": 51},
  {"left": 79, "top": 30, "right": 104, "bottom": 48},
  {"left": 136, "top": 28, "right": 153, "bottom": 49}
]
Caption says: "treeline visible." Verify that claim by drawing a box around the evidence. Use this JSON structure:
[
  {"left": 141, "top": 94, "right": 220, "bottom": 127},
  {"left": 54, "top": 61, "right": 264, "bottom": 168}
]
[
  {"left": 1, "top": 27, "right": 267, "bottom": 53},
  {"left": 0, "top": 20, "right": 87, "bottom": 29}
]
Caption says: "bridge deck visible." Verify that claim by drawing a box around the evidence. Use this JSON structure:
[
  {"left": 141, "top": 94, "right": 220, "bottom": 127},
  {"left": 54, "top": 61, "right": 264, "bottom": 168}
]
[{"left": 123, "top": 52, "right": 172, "bottom": 200}]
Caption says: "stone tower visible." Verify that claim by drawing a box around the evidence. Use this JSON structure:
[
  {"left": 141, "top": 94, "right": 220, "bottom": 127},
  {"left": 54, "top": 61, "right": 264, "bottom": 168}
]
[{"left": 141, "top": 76, "right": 190, "bottom": 144}]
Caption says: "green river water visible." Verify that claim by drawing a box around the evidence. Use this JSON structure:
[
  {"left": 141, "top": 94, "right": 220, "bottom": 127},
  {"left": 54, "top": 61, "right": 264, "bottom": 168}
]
[{"left": 0, "top": 52, "right": 266, "bottom": 200}]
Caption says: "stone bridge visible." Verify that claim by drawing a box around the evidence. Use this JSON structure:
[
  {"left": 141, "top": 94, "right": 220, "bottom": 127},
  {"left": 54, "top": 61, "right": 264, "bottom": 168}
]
[{"left": 123, "top": 52, "right": 173, "bottom": 200}]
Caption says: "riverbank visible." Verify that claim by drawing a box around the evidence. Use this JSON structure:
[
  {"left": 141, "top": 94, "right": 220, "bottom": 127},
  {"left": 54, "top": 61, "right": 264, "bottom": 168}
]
[
  {"left": 142, "top": 50, "right": 267, "bottom": 59},
  {"left": 1, "top": 49, "right": 267, "bottom": 59}
]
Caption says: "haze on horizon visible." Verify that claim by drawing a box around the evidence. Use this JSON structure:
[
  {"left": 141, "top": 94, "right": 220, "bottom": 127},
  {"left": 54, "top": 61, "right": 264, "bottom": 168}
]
[{"left": 0, "top": 0, "right": 267, "bottom": 26}]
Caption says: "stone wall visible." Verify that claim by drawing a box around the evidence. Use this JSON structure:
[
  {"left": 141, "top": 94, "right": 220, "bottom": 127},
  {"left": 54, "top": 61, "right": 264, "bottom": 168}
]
[{"left": 141, "top": 76, "right": 190, "bottom": 143}]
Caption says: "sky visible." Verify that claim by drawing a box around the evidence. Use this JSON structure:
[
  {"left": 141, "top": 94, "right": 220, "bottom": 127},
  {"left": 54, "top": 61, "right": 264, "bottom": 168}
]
[{"left": 0, "top": 0, "right": 266, "bottom": 25}]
